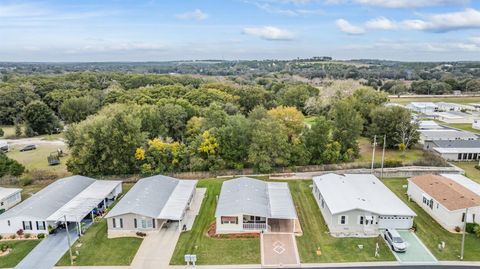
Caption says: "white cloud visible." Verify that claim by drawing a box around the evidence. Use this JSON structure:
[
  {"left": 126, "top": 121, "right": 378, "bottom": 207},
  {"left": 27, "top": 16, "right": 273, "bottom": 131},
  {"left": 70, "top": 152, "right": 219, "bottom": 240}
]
[
  {"left": 365, "top": 17, "right": 397, "bottom": 29},
  {"left": 253, "top": 2, "right": 323, "bottom": 16},
  {"left": 242, "top": 26, "right": 294, "bottom": 40},
  {"left": 402, "top": 8, "right": 480, "bottom": 32},
  {"left": 175, "top": 9, "right": 208, "bottom": 21},
  {"left": 339, "top": 0, "right": 468, "bottom": 8},
  {"left": 336, "top": 19, "right": 365, "bottom": 34}
]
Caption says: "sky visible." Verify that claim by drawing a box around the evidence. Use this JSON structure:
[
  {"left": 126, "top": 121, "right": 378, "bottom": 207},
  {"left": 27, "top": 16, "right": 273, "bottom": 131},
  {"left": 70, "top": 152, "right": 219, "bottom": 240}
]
[{"left": 1, "top": 0, "right": 480, "bottom": 62}]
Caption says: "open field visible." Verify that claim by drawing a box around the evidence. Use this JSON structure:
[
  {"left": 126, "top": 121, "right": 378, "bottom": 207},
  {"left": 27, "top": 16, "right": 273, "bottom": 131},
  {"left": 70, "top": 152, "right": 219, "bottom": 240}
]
[
  {"left": 290, "top": 180, "right": 395, "bottom": 263},
  {"left": 439, "top": 123, "right": 480, "bottom": 134},
  {"left": 357, "top": 137, "right": 424, "bottom": 164},
  {"left": 383, "top": 178, "right": 480, "bottom": 261},
  {"left": 171, "top": 179, "right": 260, "bottom": 265},
  {"left": 0, "top": 240, "right": 40, "bottom": 268},
  {"left": 390, "top": 96, "right": 480, "bottom": 105},
  {"left": 6, "top": 143, "right": 69, "bottom": 175}
]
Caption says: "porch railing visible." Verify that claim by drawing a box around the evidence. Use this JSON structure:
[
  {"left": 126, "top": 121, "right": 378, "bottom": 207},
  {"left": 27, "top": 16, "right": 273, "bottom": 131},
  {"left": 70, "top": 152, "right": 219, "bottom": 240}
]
[{"left": 243, "top": 223, "right": 267, "bottom": 230}]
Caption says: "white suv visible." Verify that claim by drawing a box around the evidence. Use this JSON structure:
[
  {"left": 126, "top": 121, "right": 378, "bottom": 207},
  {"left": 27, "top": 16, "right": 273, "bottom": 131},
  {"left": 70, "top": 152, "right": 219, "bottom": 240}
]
[{"left": 384, "top": 229, "right": 407, "bottom": 253}]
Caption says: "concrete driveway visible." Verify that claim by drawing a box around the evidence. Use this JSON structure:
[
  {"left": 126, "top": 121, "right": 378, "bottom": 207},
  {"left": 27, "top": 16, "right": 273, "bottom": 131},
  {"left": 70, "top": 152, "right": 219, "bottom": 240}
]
[
  {"left": 15, "top": 226, "right": 78, "bottom": 269},
  {"left": 261, "top": 233, "right": 300, "bottom": 268},
  {"left": 385, "top": 230, "right": 437, "bottom": 264}
]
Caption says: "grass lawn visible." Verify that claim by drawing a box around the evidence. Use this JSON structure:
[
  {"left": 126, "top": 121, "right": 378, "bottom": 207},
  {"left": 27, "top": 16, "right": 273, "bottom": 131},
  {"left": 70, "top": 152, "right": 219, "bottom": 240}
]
[
  {"left": 383, "top": 178, "right": 480, "bottom": 261},
  {"left": 0, "top": 125, "right": 16, "bottom": 138},
  {"left": 57, "top": 218, "right": 142, "bottom": 266},
  {"left": 289, "top": 180, "right": 395, "bottom": 263},
  {"left": 0, "top": 240, "right": 40, "bottom": 268},
  {"left": 171, "top": 179, "right": 260, "bottom": 265},
  {"left": 6, "top": 144, "right": 69, "bottom": 175},
  {"left": 439, "top": 123, "right": 480, "bottom": 134},
  {"left": 452, "top": 162, "right": 480, "bottom": 183},
  {"left": 357, "top": 137, "right": 424, "bottom": 164},
  {"left": 390, "top": 96, "right": 480, "bottom": 105}
]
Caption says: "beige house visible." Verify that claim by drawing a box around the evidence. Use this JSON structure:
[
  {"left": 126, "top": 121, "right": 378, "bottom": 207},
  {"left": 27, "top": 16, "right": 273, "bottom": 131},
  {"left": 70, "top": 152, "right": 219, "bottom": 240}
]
[{"left": 105, "top": 175, "right": 197, "bottom": 237}]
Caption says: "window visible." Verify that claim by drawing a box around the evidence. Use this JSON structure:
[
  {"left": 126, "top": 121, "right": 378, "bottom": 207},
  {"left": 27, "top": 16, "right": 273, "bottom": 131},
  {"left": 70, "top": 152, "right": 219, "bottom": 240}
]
[
  {"left": 462, "top": 213, "right": 466, "bottom": 222},
  {"left": 469, "top": 153, "right": 473, "bottom": 160},
  {"left": 359, "top": 216, "right": 364, "bottom": 225},
  {"left": 22, "top": 221, "right": 32, "bottom": 230},
  {"left": 112, "top": 218, "right": 117, "bottom": 228},
  {"left": 119, "top": 218, "right": 123, "bottom": 229},
  {"left": 474, "top": 153, "right": 478, "bottom": 160},
  {"left": 7, "top": 220, "right": 10, "bottom": 226},
  {"left": 339, "top": 215, "right": 347, "bottom": 225},
  {"left": 36, "top": 221, "right": 46, "bottom": 230},
  {"left": 458, "top": 153, "right": 462, "bottom": 160},
  {"left": 321, "top": 199, "right": 325, "bottom": 208},
  {"left": 221, "top": 216, "right": 238, "bottom": 224},
  {"left": 464, "top": 153, "right": 468, "bottom": 160}
]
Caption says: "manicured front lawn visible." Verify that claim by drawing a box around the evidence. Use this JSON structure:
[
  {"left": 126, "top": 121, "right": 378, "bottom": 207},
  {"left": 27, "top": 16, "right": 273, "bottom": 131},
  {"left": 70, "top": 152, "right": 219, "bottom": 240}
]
[
  {"left": 57, "top": 218, "right": 142, "bottom": 266},
  {"left": 0, "top": 240, "right": 40, "bottom": 268},
  {"left": 453, "top": 162, "right": 480, "bottom": 183},
  {"left": 383, "top": 178, "right": 480, "bottom": 261},
  {"left": 170, "top": 179, "right": 260, "bottom": 265},
  {"left": 289, "top": 180, "right": 395, "bottom": 263}
]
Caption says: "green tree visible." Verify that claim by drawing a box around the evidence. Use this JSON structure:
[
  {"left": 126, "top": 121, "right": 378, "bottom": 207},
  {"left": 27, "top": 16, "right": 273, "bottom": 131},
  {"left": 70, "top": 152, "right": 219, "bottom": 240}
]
[
  {"left": 59, "top": 96, "right": 101, "bottom": 124},
  {"left": 369, "top": 106, "right": 420, "bottom": 149},
  {"left": 466, "top": 79, "right": 480, "bottom": 92},
  {"left": 0, "top": 85, "right": 39, "bottom": 125},
  {"left": 0, "top": 128, "right": 3, "bottom": 137},
  {"left": 276, "top": 84, "right": 319, "bottom": 113},
  {"left": 65, "top": 105, "right": 146, "bottom": 175},
  {"left": 330, "top": 99, "right": 363, "bottom": 159},
  {"left": 248, "top": 119, "right": 290, "bottom": 172},
  {"left": 304, "top": 117, "right": 341, "bottom": 164},
  {"left": 0, "top": 152, "right": 25, "bottom": 177},
  {"left": 215, "top": 115, "right": 251, "bottom": 169},
  {"left": 23, "top": 101, "right": 61, "bottom": 136},
  {"left": 157, "top": 104, "right": 189, "bottom": 140},
  {"left": 350, "top": 87, "right": 388, "bottom": 133}
]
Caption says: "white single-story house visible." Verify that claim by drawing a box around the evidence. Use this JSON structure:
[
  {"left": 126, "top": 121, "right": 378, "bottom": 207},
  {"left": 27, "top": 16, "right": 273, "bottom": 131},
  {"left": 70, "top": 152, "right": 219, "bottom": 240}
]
[
  {"left": 425, "top": 140, "right": 480, "bottom": 161},
  {"left": 0, "top": 187, "right": 22, "bottom": 212},
  {"left": 215, "top": 177, "right": 298, "bottom": 234},
  {"left": 406, "top": 102, "right": 438, "bottom": 114},
  {"left": 407, "top": 174, "right": 480, "bottom": 231},
  {"left": 437, "top": 102, "right": 475, "bottom": 112},
  {"left": 473, "top": 119, "right": 480, "bottom": 130},
  {"left": 418, "top": 120, "right": 443, "bottom": 130},
  {"left": 419, "top": 129, "right": 478, "bottom": 144},
  {"left": 312, "top": 173, "right": 416, "bottom": 237},
  {"left": 105, "top": 175, "right": 197, "bottom": 237},
  {"left": 0, "top": 175, "right": 122, "bottom": 236}
]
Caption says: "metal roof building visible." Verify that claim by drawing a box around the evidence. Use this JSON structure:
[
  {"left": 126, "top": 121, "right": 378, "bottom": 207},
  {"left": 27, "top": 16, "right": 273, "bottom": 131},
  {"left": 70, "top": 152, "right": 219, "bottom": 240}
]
[
  {"left": 215, "top": 177, "right": 297, "bottom": 219},
  {"left": 106, "top": 175, "right": 197, "bottom": 221}
]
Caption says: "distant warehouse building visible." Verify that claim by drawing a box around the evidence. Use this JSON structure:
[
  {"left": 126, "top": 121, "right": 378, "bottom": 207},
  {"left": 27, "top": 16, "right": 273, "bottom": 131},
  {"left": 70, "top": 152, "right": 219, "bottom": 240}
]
[{"left": 425, "top": 140, "right": 480, "bottom": 161}]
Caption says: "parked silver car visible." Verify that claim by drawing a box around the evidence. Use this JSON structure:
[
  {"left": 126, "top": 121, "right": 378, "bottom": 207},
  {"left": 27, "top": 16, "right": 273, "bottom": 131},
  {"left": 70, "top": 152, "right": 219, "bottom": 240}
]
[{"left": 384, "top": 228, "right": 407, "bottom": 253}]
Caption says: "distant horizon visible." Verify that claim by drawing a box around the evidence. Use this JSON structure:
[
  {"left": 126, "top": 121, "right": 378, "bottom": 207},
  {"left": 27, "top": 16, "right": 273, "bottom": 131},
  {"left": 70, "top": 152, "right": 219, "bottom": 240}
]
[{"left": 1, "top": 1, "right": 480, "bottom": 62}]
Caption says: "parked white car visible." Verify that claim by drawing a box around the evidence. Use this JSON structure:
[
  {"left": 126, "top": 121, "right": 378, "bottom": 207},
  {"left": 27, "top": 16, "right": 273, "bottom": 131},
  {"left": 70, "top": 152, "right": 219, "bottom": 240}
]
[{"left": 384, "top": 229, "right": 407, "bottom": 253}]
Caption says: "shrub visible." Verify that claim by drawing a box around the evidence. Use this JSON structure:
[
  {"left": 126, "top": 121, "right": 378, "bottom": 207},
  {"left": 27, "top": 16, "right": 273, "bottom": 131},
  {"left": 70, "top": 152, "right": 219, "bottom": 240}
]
[
  {"left": 19, "top": 175, "right": 33, "bottom": 187},
  {"left": 454, "top": 226, "right": 462, "bottom": 233},
  {"left": 9, "top": 234, "right": 16, "bottom": 239},
  {"left": 0, "top": 152, "right": 25, "bottom": 177},
  {"left": 37, "top": 233, "right": 45, "bottom": 239},
  {"left": 16, "top": 229, "right": 24, "bottom": 236},
  {"left": 383, "top": 159, "right": 403, "bottom": 168},
  {"left": 413, "top": 151, "right": 449, "bottom": 167},
  {"left": 0, "top": 128, "right": 4, "bottom": 137},
  {"left": 136, "top": 231, "right": 147, "bottom": 237},
  {"left": 0, "top": 234, "right": 3, "bottom": 240},
  {"left": 0, "top": 244, "right": 8, "bottom": 252},
  {"left": 466, "top": 223, "right": 478, "bottom": 234},
  {"left": 24, "top": 233, "right": 31, "bottom": 239},
  {"left": 475, "top": 165, "right": 480, "bottom": 171}
]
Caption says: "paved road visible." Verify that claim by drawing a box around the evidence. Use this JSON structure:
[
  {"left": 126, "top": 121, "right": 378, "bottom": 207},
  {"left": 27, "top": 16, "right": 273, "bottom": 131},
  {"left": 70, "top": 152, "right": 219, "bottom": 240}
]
[{"left": 16, "top": 226, "right": 78, "bottom": 269}]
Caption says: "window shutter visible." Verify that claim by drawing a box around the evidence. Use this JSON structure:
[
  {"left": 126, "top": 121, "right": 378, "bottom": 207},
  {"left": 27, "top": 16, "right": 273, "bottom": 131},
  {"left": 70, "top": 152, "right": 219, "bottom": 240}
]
[
  {"left": 120, "top": 218, "right": 123, "bottom": 228},
  {"left": 462, "top": 213, "right": 466, "bottom": 222},
  {"left": 152, "top": 219, "right": 156, "bottom": 228},
  {"left": 134, "top": 218, "right": 137, "bottom": 228},
  {"left": 22, "top": 221, "right": 25, "bottom": 230},
  {"left": 113, "top": 218, "right": 116, "bottom": 228},
  {"left": 36, "top": 221, "right": 39, "bottom": 230}
]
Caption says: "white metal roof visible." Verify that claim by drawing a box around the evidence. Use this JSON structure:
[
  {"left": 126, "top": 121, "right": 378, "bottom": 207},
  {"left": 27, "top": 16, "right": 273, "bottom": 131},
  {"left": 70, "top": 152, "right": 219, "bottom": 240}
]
[
  {"left": 313, "top": 173, "right": 416, "bottom": 217},
  {"left": 409, "top": 102, "right": 438, "bottom": 108},
  {"left": 441, "top": 174, "right": 480, "bottom": 197},
  {"left": 159, "top": 180, "right": 197, "bottom": 220},
  {"left": 420, "top": 129, "right": 478, "bottom": 140},
  {"left": 0, "top": 187, "right": 21, "bottom": 201},
  {"left": 215, "top": 177, "right": 297, "bottom": 219},
  {"left": 434, "top": 147, "right": 480, "bottom": 154},
  {"left": 418, "top": 120, "right": 443, "bottom": 130},
  {"left": 105, "top": 175, "right": 197, "bottom": 221},
  {"left": 47, "top": 180, "right": 121, "bottom": 222}
]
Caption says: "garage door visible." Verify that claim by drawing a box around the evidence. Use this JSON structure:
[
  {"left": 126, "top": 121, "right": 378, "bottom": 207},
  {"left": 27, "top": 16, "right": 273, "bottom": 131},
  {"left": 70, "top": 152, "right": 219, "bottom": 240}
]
[{"left": 378, "top": 215, "right": 413, "bottom": 229}]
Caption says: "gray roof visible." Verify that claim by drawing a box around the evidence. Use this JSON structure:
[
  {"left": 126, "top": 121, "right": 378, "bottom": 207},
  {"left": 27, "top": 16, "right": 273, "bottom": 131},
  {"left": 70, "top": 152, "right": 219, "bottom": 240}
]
[
  {"left": 0, "top": 187, "right": 21, "bottom": 201},
  {"left": 0, "top": 176, "right": 96, "bottom": 220},
  {"left": 106, "top": 175, "right": 197, "bottom": 220},
  {"left": 431, "top": 140, "right": 480, "bottom": 148},
  {"left": 420, "top": 129, "right": 478, "bottom": 140},
  {"left": 215, "top": 177, "right": 297, "bottom": 219}
]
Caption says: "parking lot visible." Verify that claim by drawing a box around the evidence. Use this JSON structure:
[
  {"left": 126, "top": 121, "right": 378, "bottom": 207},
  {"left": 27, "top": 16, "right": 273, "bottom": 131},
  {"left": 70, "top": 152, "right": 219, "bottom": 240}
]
[{"left": 384, "top": 230, "right": 437, "bottom": 264}]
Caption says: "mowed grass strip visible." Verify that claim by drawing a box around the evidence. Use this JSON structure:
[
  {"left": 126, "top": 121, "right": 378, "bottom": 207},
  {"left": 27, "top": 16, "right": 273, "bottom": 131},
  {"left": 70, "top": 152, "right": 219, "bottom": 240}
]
[
  {"left": 0, "top": 240, "right": 40, "bottom": 268},
  {"left": 289, "top": 180, "right": 395, "bottom": 263},
  {"left": 170, "top": 179, "right": 260, "bottom": 265},
  {"left": 390, "top": 96, "right": 480, "bottom": 105},
  {"left": 383, "top": 178, "right": 480, "bottom": 261},
  {"left": 56, "top": 219, "right": 142, "bottom": 266}
]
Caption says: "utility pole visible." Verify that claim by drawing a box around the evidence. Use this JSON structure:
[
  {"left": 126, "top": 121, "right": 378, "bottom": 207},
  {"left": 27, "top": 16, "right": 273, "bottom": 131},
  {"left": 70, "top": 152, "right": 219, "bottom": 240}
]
[
  {"left": 371, "top": 135, "right": 377, "bottom": 174},
  {"left": 381, "top": 135, "right": 386, "bottom": 179},
  {"left": 461, "top": 208, "right": 468, "bottom": 260},
  {"left": 64, "top": 215, "right": 74, "bottom": 265}
]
